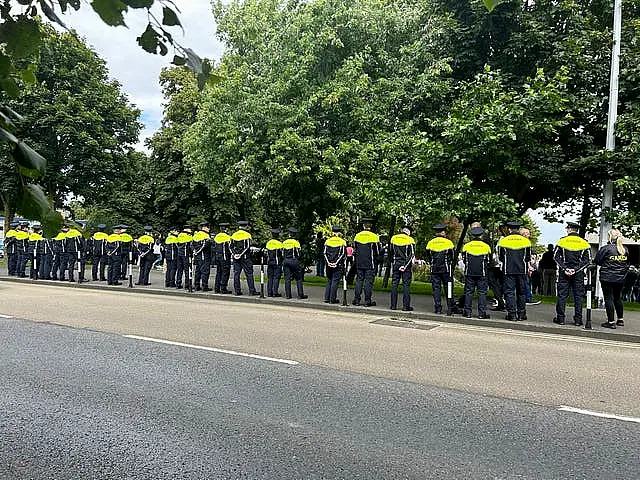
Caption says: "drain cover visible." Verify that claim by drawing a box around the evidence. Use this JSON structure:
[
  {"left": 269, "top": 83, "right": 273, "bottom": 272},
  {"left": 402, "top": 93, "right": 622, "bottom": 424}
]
[{"left": 370, "top": 318, "right": 439, "bottom": 331}]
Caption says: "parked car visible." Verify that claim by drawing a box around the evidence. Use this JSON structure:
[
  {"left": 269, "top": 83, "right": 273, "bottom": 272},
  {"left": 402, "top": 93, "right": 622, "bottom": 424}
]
[{"left": 0, "top": 238, "right": 4, "bottom": 258}]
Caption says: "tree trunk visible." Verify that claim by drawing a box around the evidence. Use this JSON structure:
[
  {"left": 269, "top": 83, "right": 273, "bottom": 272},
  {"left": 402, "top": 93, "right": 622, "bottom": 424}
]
[
  {"left": 382, "top": 215, "right": 397, "bottom": 288},
  {"left": 3, "top": 196, "right": 15, "bottom": 235}
]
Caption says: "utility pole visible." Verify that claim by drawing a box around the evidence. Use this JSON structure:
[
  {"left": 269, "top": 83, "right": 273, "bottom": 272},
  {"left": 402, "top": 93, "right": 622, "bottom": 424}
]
[{"left": 596, "top": 0, "right": 622, "bottom": 307}]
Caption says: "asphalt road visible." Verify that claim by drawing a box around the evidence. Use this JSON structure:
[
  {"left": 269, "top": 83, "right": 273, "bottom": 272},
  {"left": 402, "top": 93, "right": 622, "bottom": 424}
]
[{"left": 1, "top": 283, "right": 639, "bottom": 478}]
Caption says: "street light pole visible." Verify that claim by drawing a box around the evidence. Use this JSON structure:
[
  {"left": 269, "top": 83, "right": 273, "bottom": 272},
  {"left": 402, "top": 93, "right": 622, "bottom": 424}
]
[{"left": 596, "top": 0, "right": 622, "bottom": 306}]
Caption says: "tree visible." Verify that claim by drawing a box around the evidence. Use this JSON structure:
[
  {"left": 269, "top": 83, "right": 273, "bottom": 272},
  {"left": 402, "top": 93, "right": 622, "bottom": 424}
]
[
  {"left": 0, "top": 25, "right": 141, "bottom": 231},
  {"left": 0, "top": 0, "right": 212, "bottom": 234}
]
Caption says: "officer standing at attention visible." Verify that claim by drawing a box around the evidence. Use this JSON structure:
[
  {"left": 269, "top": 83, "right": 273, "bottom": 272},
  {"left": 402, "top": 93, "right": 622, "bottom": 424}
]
[
  {"left": 136, "top": 226, "right": 155, "bottom": 286},
  {"left": 352, "top": 218, "right": 380, "bottom": 307},
  {"left": 426, "top": 224, "right": 457, "bottom": 314},
  {"left": 37, "top": 226, "right": 53, "bottom": 280},
  {"left": 164, "top": 227, "right": 179, "bottom": 287},
  {"left": 231, "top": 220, "right": 259, "bottom": 296},
  {"left": 552, "top": 221, "right": 591, "bottom": 326},
  {"left": 65, "top": 223, "right": 85, "bottom": 282},
  {"left": 106, "top": 225, "right": 122, "bottom": 285},
  {"left": 265, "top": 228, "right": 284, "bottom": 297},
  {"left": 119, "top": 225, "right": 134, "bottom": 280},
  {"left": 28, "top": 223, "right": 44, "bottom": 279},
  {"left": 15, "top": 221, "right": 30, "bottom": 278},
  {"left": 176, "top": 225, "right": 193, "bottom": 290},
  {"left": 193, "top": 222, "right": 213, "bottom": 291},
  {"left": 389, "top": 225, "right": 416, "bottom": 311},
  {"left": 50, "top": 228, "right": 66, "bottom": 280},
  {"left": 323, "top": 225, "right": 347, "bottom": 304},
  {"left": 497, "top": 220, "right": 532, "bottom": 321},
  {"left": 90, "top": 224, "right": 108, "bottom": 281},
  {"left": 282, "top": 227, "right": 308, "bottom": 299},
  {"left": 213, "top": 223, "right": 232, "bottom": 294},
  {"left": 461, "top": 226, "right": 492, "bottom": 319},
  {"left": 5, "top": 221, "right": 19, "bottom": 276}
]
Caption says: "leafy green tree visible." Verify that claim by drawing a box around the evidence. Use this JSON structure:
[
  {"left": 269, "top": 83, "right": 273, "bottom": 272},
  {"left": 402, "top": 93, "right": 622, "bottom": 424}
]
[{"left": 0, "top": 25, "right": 141, "bottom": 231}]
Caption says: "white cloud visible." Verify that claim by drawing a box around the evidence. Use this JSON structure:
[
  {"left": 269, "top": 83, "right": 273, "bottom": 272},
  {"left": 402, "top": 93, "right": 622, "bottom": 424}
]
[{"left": 55, "top": 1, "right": 226, "bottom": 151}]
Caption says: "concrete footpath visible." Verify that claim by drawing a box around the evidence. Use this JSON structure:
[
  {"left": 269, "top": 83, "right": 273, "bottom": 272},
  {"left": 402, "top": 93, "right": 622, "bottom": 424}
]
[{"left": 2, "top": 268, "right": 640, "bottom": 344}]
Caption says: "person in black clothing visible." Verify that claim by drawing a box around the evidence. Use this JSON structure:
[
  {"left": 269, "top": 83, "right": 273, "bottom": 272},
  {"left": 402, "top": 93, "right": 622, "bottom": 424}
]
[
  {"left": 496, "top": 221, "right": 532, "bottom": 321},
  {"left": 164, "top": 227, "right": 179, "bottom": 287},
  {"left": 323, "top": 225, "right": 347, "bottom": 304},
  {"left": 426, "top": 223, "right": 458, "bottom": 314},
  {"left": 282, "top": 227, "right": 308, "bottom": 299},
  {"left": 90, "top": 224, "right": 109, "bottom": 281},
  {"left": 552, "top": 222, "right": 591, "bottom": 326},
  {"left": 539, "top": 243, "right": 557, "bottom": 296},
  {"left": 265, "top": 228, "right": 284, "bottom": 297},
  {"left": 595, "top": 229, "right": 630, "bottom": 329},
  {"left": 389, "top": 225, "right": 416, "bottom": 311},
  {"left": 213, "top": 223, "right": 232, "bottom": 294},
  {"left": 231, "top": 220, "right": 259, "bottom": 296},
  {"left": 192, "top": 222, "right": 213, "bottom": 291},
  {"left": 461, "top": 227, "right": 492, "bottom": 319},
  {"left": 352, "top": 218, "right": 380, "bottom": 307},
  {"left": 136, "top": 226, "right": 155, "bottom": 286}
]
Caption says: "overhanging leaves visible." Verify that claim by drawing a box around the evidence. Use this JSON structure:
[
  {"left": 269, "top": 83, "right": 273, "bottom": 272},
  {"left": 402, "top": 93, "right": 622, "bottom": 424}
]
[
  {"left": 162, "top": 6, "right": 181, "bottom": 27},
  {"left": 13, "top": 141, "right": 47, "bottom": 173},
  {"left": 90, "top": 0, "right": 127, "bottom": 27}
]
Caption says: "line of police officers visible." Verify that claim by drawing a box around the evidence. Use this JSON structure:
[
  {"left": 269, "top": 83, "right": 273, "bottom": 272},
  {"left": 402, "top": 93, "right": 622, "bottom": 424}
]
[{"left": 5, "top": 216, "right": 599, "bottom": 327}]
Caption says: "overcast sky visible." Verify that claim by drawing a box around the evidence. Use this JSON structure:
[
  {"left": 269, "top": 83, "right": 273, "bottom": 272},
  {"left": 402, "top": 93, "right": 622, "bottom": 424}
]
[{"left": 59, "top": 0, "right": 225, "bottom": 150}]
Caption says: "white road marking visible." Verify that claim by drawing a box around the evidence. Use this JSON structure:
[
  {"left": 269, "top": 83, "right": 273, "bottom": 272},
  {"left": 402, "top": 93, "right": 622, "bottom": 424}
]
[
  {"left": 0, "top": 314, "right": 14, "bottom": 318},
  {"left": 558, "top": 405, "right": 640, "bottom": 424},
  {"left": 123, "top": 334, "right": 299, "bottom": 365}
]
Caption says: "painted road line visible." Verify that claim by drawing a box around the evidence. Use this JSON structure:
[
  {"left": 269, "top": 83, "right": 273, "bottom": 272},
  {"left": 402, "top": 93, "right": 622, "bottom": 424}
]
[
  {"left": 0, "top": 314, "right": 14, "bottom": 319},
  {"left": 123, "top": 334, "right": 299, "bottom": 366},
  {"left": 558, "top": 405, "right": 640, "bottom": 424}
]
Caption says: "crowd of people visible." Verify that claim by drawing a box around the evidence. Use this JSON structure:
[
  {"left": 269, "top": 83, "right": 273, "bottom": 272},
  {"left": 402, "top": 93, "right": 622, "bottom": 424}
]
[{"left": 2, "top": 217, "right": 633, "bottom": 329}]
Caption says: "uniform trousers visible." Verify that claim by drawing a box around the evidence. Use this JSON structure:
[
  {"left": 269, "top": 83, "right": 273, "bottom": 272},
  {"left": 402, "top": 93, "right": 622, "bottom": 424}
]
[
  {"left": 464, "top": 275, "right": 488, "bottom": 316},
  {"left": 214, "top": 260, "right": 231, "bottom": 292},
  {"left": 354, "top": 268, "right": 375, "bottom": 304},
  {"left": 503, "top": 274, "right": 527, "bottom": 319},
  {"left": 165, "top": 258, "right": 177, "bottom": 287},
  {"left": 39, "top": 253, "right": 52, "bottom": 279},
  {"left": 92, "top": 254, "right": 107, "bottom": 281},
  {"left": 283, "top": 258, "right": 304, "bottom": 298},
  {"left": 431, "top": 272, "right": 455, "bottom": 312},
  {"left": 194, "top": 257, "right": 211, "bottom": 289},
  {"left": 107, "top": 255, "right": 122, "bottom": 284},
  {"left": 391, "top": 265, "right": 412, "bottom": 310},
  {"left": 555, "top": 271, "right": 585, "bottom": 322},
  {"left": 233, "top": 257, "right": 256, "bottom": 294},
  {"left": 138, "top": 254, "right": 155, "bottom": 285},
  {"left": 324, "top": 265, "right": 343, "bottom": 303},
  {"left": 267, "top": 264, "right": 282, "bottom": 296}
]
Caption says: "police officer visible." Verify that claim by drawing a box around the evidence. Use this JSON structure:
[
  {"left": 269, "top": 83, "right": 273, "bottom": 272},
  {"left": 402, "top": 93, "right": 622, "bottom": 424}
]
[
  {"left": 5, "top": 221, "right": 19, "bottom": 276},
  {"left": 28, "top": 223, "right": 44, "bottom": 279},
  {"left": 265, "top": 228, "right": 284, "bottom": 297},
  {"left": 90, "top": 224, "right": 108, "bottom": 281},
  {"left": 552, "top": 221, "right": 591, "bottom": 326},
  {"left": 136, "top": 226, "right": 155, "bottom": 286},
  {"left": 37, "top": 226, "right": 54, "bottom": 280},
  {"left": 193, "top": 222, "right": 213, "bottom": 291},
  {"left": 426, "top": 224, "right": 457, "bottom": 314},
  {"left": 51, "top": 228, "right": 66, "bottom": 280},
  {"left": 282, "top": 227, "right": 308, "bottom": 300},
  {"left": 231, "top": 220, "right": 259, "bottom": 296},
  {"left": 119, "top": 225, "right": 134, "bottom": 281},
  {"left": 462, "top": 226, "right": 492, "bottom": 319},
  {"left": 352, "top": 218, "right": 380, "bottom": 307},
  {"left": 497, "top": 220, "right": 532, "bottom": 321},
  {"left": 15, "top": 221, "right": 30, "bottom": 278},
  {"left": 324, "top": 225, "right": 347, "bottom": 304},
  {"left": 390, "top": 225, "right": 416, "bottom": 311},
  {"left": 164, "top": 227, "right": 179, "bottom": 288},
  {"left": 65, "top": 223, "right": 85, "bottom": 282},
  {"left": 106, "top": 225, "right": 122, "bottom": 285},
  {"left": 213, "top": 223, "right": 232, "bottom": 294},
  {"left": 176, "top": 225, "right": 193, "bottom": 290}
]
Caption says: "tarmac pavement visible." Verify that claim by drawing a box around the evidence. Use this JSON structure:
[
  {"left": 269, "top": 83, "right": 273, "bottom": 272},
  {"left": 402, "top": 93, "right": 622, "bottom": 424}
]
[{"left": 2, "top": 266, "right": 640, "bottom": 343}]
